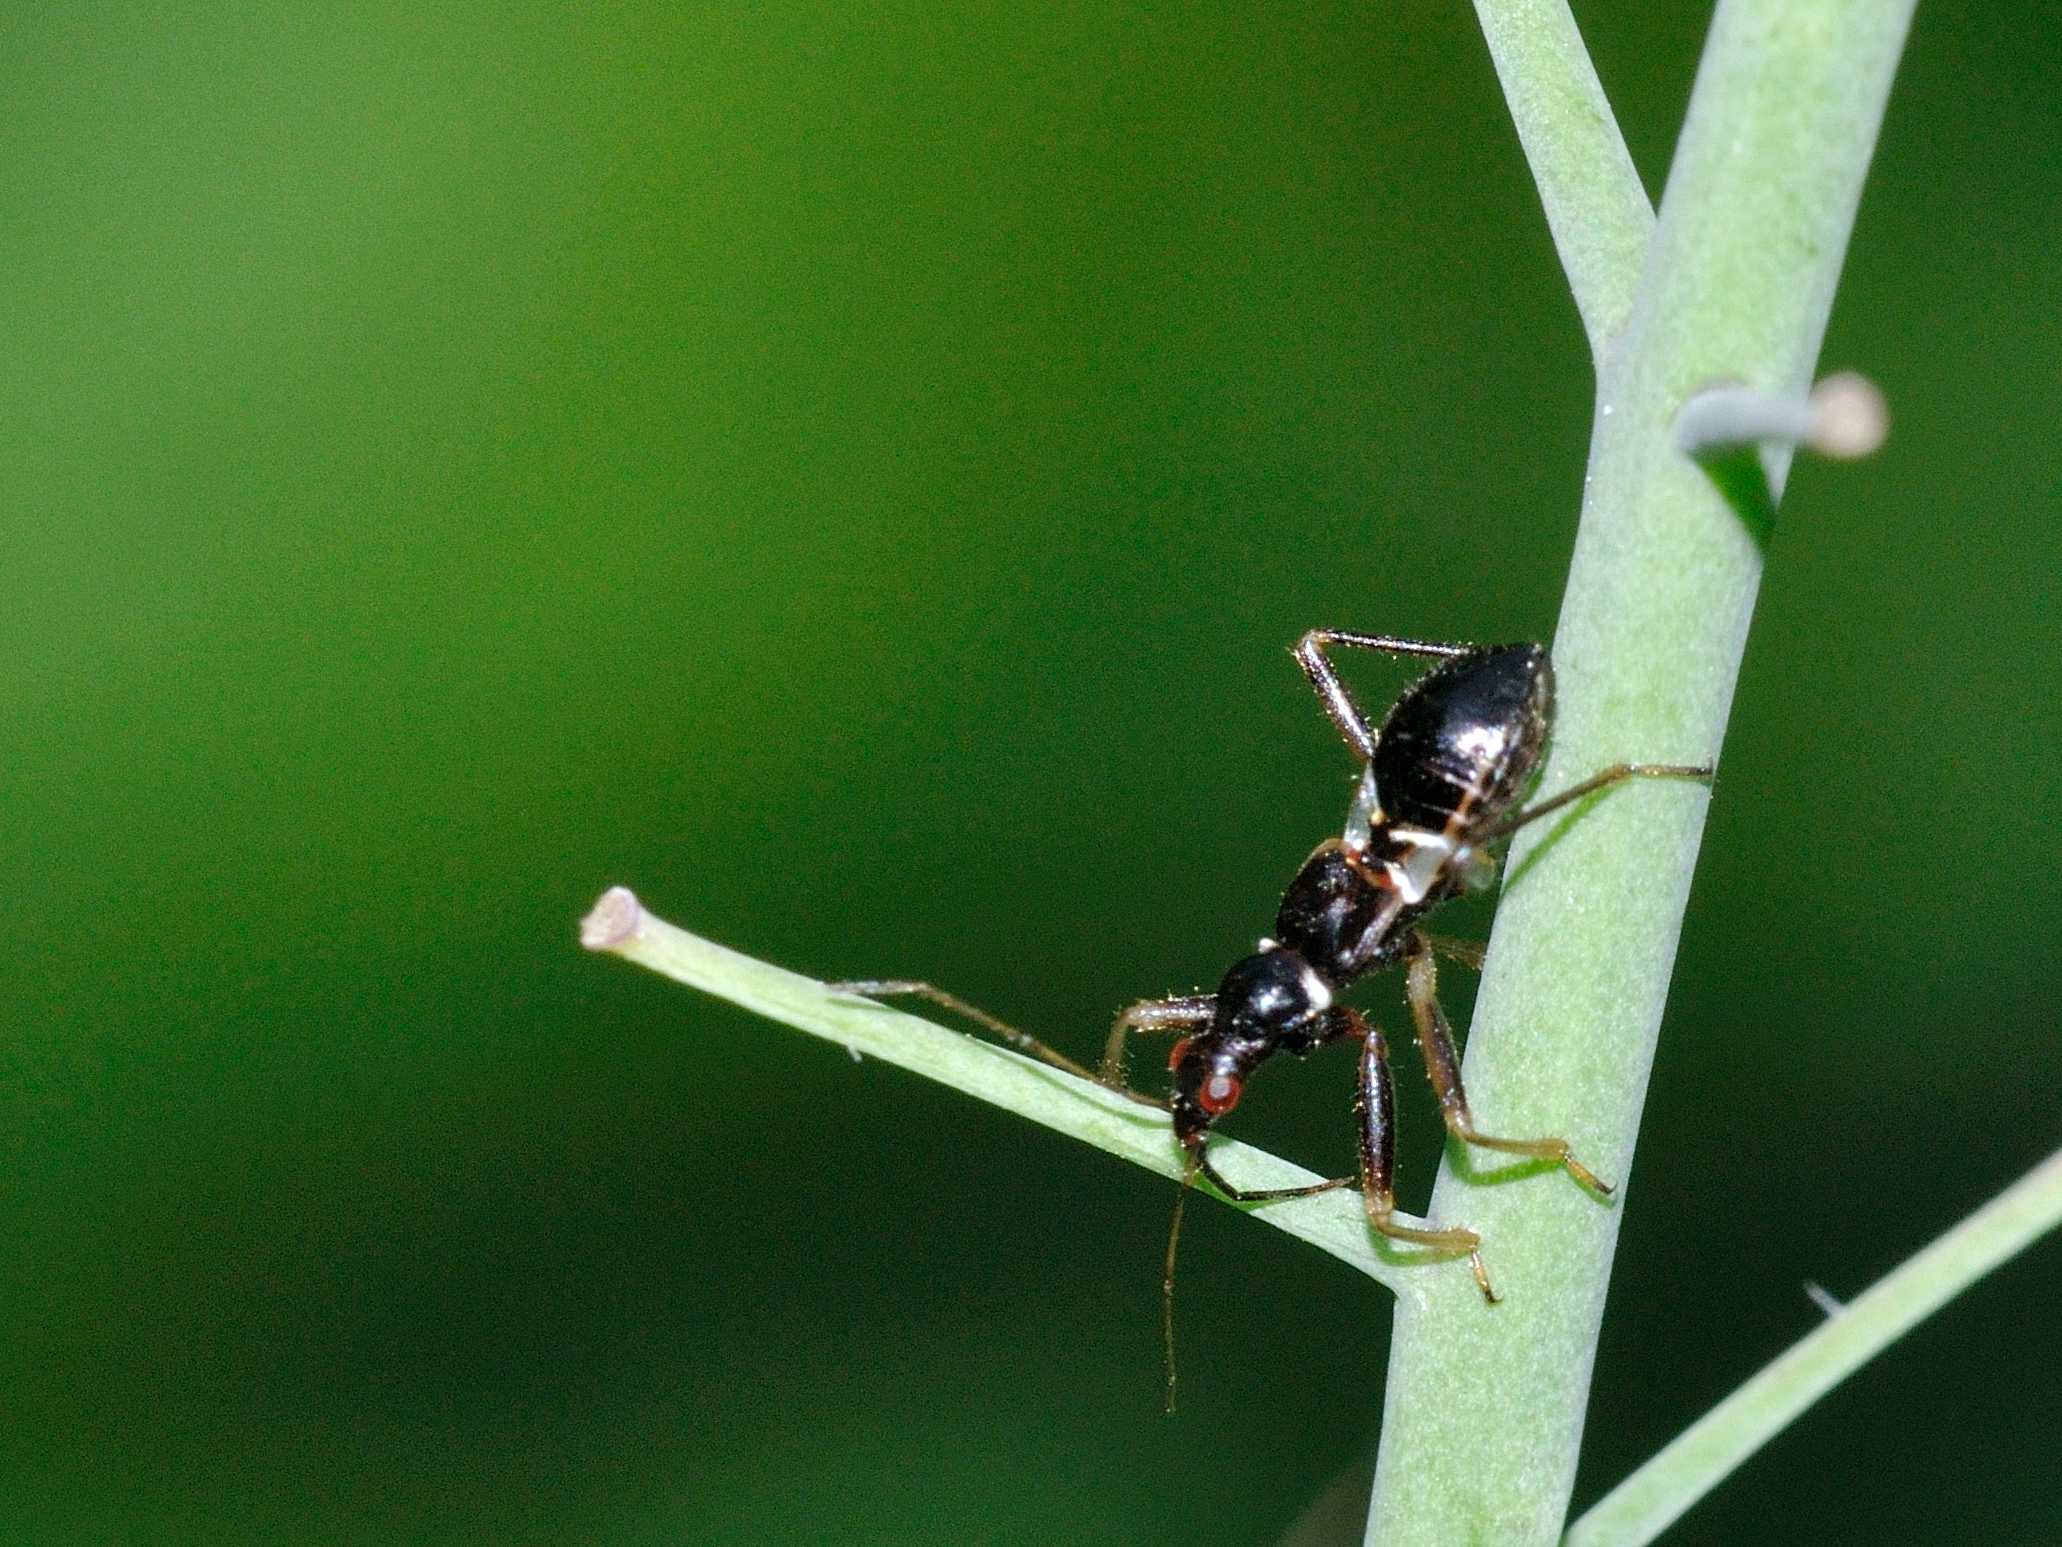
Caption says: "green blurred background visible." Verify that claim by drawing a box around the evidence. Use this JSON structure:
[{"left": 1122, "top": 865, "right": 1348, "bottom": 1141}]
[{"left": 4, "top": 3, "right": 2056, "bottom": 1543}]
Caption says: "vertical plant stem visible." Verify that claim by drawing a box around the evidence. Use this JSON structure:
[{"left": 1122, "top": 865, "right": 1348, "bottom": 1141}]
[{"left": 1364, "top": 3, "right": 1915, "bottom": 1542}]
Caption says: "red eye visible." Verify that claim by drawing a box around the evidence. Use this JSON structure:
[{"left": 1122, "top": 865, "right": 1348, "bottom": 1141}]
[
  {"left": 1198, "top": 1072, "right": 1242, "bottom": 1115},
  {"left": 1167, "top": 1037, "right": 1193, "bottom": 1071}
]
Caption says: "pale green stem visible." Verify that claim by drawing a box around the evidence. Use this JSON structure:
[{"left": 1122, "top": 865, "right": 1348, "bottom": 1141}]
[
  {"left": 1469, "top": 0, "right": 1652, "bottom": 353},
  {"left": 1365, "top": 3, "right": 1915, "bottom": 1543},
  {"left": 583, "top": 5, "right": 1925, "bottom": 1536},
  {"left": 1567, "top": 1145, "right": 2062, "bottom": 1546},
  {"left": 578, "top": 886, "right": 1427, "bottom": 1292}
]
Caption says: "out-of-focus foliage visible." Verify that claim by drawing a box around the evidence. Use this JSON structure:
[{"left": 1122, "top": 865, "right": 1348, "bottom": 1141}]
[{"left": 2, "top": 4, "right": 2055, "bottom": 1543}]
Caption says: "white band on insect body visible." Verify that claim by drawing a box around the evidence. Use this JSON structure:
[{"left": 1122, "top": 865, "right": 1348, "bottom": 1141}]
[
  {"left": 1383, "top": 827, "right": 1455, "bottom": 905},
  {"left": 1344, "top": 764, "right": 1382, "bottom": 853},
  {"left": 1299, "top": 965, "right": 1333, "bottom": 1012}
]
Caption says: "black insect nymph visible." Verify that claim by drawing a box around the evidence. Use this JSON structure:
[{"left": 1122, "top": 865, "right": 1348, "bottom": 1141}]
[{"left": 836, "top": 630, "right": 1709, "bottom": 1319}]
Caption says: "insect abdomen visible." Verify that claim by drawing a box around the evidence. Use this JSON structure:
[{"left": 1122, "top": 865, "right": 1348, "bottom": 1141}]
[{"left": 1370, "top": 644, "right": 1551, "bottom": 831}]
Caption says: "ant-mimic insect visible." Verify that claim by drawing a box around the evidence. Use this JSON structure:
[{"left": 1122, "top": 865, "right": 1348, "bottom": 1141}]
[{"left": 834, "top": 630, "right": 1710, "bottom": 1398}]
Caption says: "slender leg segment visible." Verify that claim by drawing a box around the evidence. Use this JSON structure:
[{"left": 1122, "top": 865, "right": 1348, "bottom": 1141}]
[
  {"left": 1479, "top": 760, "right": 1714, "bottom": 843},
  {"left": 1293, "top": 629, "right": 1474, "bottom": 762},
  {"left": 1193, "top": 1154, "right": 1355, "bottom": 1206},
  {"left": 1190, "top": 1005, "right": 1365, "bottom": 1205},
  {"left": 1422, "top": 933, "right": 1486, "bottom": 971},
  {"left": 1101, "top": 995, "right": 1215, "bottom": 1084},
  {"left": 826, "top": 979, "right": 1165, "bottom": 1109},
  {"left": 1399, "top": 933, "right": 1612, "bottom": 1194},
  {"left": 1352, "top": 1011, "right": 1497, "bottom": 1302}
]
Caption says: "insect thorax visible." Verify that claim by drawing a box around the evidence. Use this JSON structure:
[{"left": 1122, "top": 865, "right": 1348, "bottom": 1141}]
[{"left": 1272, "top": 840, "right": 1423, "bottom": 987}]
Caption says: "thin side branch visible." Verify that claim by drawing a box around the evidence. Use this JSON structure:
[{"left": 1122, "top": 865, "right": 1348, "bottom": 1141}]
[
  {"left": 1469, "top": 0, "right": 1653, "bottom": 355},
  {"left": 1566, "top": 1145, "right": 2062, "bottom": 1546},
  {"left": 580, "top": 886, "right": 1444, "bottom": 1297}
]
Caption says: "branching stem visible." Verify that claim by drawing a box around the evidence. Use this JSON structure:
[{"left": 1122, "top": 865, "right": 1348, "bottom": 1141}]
[
  {"left": 1566, "top": 1145, "right": 2062, "bottom": 1545},
  {"left": 1364, "top": 2, "right": 1916, "bottom": 1542},
  {"left": 1468, "top": 0, "right": 1652, "bottom": 355},
  {"left": 582, "top": 5, "right": 1965, "bottom": 1542}
]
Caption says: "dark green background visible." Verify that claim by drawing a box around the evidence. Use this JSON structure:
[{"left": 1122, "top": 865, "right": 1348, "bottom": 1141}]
[{"left": 5, "top": 4, "right": 2056, "bottom": 1543}]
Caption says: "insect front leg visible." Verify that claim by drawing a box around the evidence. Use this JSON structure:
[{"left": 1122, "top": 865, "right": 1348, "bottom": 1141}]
[
  {"left": 1399, "top": 932, "right": 1612, "bottom": 1194},
  {"left": 1191, "top": 1156, "right": 1356, "bottom": 1206},
  {"left": 1189, "top": 1005, "right": 1367, "bottom": 1205},
  {"left": 1100, "top": 995, "right": 1214, "bottom": 1084},
  {"left": 827, "top": 979, "right": 1165, "bottom": 1109}
]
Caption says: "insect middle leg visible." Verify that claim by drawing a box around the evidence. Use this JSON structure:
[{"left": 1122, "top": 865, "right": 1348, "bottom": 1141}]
[
  {"left": 827, "top": 979, "right": 1165, "bottom": 1109},
  {"left": 1350, "top": 1008, "right": 1498, "bottom": 1302},
  {"left": 1399, "top": 931, "right": 1612, "bottom": 1194},
  {"left": 1422, "top": 933, "right": 1486, "bottom": 971}
]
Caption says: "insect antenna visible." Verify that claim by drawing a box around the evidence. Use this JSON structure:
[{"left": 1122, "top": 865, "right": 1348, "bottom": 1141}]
[{"left": 1161, "top": 1152, "right": 1202, "bottom": 1415}]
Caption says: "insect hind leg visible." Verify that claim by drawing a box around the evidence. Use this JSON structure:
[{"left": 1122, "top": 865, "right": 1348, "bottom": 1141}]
[
  {"left": 1293, "top": 629, "right": 1476, "bottom": 763},
  {"left": 1399, "top": 933, "right": 1612, "bottom": 1194},
  {"left": 1479, "top": 760, "right": 1714, "bottom": 843}
]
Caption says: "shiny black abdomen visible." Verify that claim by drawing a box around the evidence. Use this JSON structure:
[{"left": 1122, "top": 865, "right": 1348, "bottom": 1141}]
[{"left": 1370, "top": 644, "right": 1553, "bottom": 831}]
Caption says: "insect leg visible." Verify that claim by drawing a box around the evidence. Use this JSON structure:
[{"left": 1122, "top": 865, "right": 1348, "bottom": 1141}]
[
  {"left": 1100, "top": 995, "right": 1215, "bottom": 1084},
  {"left": 1351, "top": 1008, "right": 1498, "bottom": 1302},
  {"left": 1189, "top": 1009, "right": 1364, "bottom": 1203},
  {"left": 1421, "top": 933, "right": 1486, "bottom": 971},
  {"left": 1477, "top": 760, "right": 1714, "bottom": 843},
  {"left": 827, "top": 979, "right": 1165, "bottom": 1109},
  {"left": 1399, "top": 932, "right": 1612, "bottom": 1193},
  {"left": 1192, "top": 1154, "right": 1354, "bottom": 1205},
  {"left": 1293, "top": 629, "right": 1476, "bottom": 762}
]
